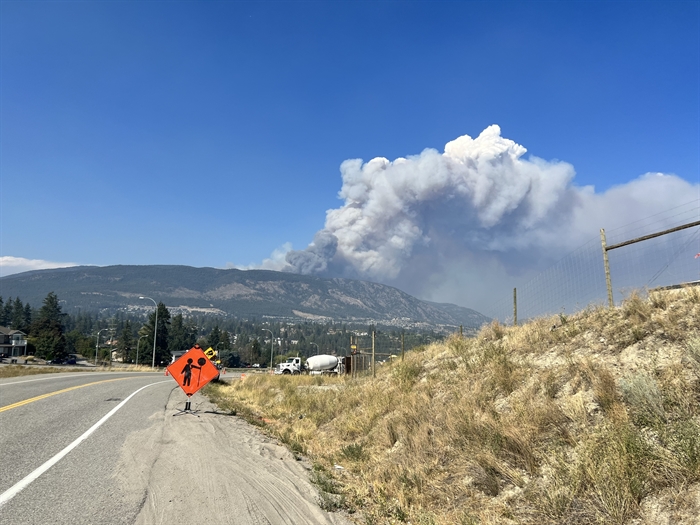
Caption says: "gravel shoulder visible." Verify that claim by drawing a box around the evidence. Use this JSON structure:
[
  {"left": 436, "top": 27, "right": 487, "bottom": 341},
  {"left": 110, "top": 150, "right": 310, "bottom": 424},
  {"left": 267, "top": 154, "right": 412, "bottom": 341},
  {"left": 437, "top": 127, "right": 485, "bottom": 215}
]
[{"left": 116, "top": 390, "right": 355, "bottom": 525}]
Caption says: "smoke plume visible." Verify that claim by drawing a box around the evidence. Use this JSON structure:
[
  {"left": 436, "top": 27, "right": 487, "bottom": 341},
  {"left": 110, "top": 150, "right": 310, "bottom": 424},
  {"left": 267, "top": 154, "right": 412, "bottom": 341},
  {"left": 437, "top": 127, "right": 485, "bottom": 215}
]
[{"left": 283, "top": 125, "right": 697, "bottom": 307}]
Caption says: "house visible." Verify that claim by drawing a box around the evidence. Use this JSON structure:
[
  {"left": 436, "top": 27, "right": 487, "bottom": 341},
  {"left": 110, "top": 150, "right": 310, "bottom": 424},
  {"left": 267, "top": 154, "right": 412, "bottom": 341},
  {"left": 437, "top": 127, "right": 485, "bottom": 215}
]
[{"left": 0, "top": 326, "right": 28, "bottom": 357}]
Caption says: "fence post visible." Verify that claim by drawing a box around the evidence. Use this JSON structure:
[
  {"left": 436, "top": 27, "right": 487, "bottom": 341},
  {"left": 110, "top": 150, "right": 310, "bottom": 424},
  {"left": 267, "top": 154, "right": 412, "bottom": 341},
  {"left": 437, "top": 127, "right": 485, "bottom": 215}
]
[
  {"left": 513, "top": 288, "right": 518, "bottom": 326},
  {"left": 372, "top": 331, "right": 376, "bottom": 378},
  {"left": 401, "top": 332, "right": 405, "bottom": 361},
  {"left": 600, "top": 228, "right": 614, "bottom": 307}
]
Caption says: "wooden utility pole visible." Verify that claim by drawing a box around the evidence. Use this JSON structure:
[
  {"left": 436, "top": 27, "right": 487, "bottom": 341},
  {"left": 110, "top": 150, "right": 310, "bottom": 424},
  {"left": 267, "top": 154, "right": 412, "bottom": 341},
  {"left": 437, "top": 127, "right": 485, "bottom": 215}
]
[
  {"left": 600, "top": 229, "right": 614, "bottom": 307},
  {"left": 372, "top": 331, "right": 376, "bottom": 378},
  {"left": 513, "top": 288, "right": 518, "bottom": 326},
  {"left": 350, "top": 334, "right": 355, "bottom": 379}
]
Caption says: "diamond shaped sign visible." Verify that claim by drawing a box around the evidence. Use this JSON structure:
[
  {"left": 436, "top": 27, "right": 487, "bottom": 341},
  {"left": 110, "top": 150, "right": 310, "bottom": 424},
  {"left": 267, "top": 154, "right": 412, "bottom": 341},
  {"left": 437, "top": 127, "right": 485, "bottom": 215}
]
[{"left": 167, "top": 345, "right": 220, "bottom": 396}]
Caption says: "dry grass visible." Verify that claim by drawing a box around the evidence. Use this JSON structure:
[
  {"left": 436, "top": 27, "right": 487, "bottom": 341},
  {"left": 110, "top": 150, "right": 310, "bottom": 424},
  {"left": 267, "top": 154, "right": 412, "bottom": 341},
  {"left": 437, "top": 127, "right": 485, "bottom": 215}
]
[
  {"left": 0, "top": 365, "right": 85, "bottom": 378},
  {"left": 206, "top": 286, "right": 700, "bottom": 524},
  {"left": 0, "top": 364, "right": 157, "bottom": 379}
]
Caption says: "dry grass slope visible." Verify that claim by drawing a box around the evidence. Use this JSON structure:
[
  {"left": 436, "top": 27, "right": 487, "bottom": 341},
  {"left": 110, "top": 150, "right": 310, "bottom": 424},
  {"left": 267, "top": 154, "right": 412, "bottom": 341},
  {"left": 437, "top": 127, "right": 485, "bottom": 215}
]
[{"left": 205, "top": 286, "right": 700, "bottom": 524}]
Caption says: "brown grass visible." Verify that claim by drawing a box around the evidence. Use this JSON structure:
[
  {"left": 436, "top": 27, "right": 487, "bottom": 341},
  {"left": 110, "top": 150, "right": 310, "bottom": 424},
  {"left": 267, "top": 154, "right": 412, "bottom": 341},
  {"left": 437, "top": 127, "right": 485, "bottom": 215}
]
[
  {"left": 0, "top": 365, "right": 84, "bottom": 378},
  {"left": 0, "top": 364, "right": 157, "bottom": 379},
  {"left": 205, "top": 286, "right": 700, "bottom": 524}
]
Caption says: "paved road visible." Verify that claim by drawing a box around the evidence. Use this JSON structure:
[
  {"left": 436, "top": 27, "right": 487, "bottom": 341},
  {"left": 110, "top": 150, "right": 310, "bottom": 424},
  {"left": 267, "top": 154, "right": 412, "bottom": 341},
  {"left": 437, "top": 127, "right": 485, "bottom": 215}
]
[{"left": 0, "top": 372, "right": 352, "bottom": 525}]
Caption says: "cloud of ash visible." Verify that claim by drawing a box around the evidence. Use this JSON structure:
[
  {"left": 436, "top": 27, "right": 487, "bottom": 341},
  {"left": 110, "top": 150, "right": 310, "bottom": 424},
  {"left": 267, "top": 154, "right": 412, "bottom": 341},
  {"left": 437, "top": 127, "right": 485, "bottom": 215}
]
[
  {"left": 280, "top": 125, "right": 698, "bottom": 308},
  {"left": 0, "top": 256, "right": 79, "bottom": 278}
]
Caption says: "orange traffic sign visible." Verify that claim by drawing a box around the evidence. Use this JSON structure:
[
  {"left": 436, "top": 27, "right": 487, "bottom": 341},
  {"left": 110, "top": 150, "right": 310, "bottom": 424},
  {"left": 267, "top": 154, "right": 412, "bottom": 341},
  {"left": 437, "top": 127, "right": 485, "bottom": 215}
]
[{"left": 167, "top": 345, "right": 220, "bottom": 396}]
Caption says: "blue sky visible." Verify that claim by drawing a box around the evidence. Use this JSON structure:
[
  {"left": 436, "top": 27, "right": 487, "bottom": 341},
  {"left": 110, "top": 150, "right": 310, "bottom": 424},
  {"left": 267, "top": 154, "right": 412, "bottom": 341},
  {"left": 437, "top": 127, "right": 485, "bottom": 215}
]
[{"left": 1, "top": 1, "right": 699, "bottom": 309}]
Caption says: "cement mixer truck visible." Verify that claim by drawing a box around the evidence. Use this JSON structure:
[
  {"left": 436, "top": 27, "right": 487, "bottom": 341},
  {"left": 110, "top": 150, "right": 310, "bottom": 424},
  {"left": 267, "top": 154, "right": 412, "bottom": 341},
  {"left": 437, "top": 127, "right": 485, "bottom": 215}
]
[
  {"left": 306, "top": 354, "right": 343, "bottom": 375},
  {"left": 274, "top": 355, "right": 344, "bottom": 375}
]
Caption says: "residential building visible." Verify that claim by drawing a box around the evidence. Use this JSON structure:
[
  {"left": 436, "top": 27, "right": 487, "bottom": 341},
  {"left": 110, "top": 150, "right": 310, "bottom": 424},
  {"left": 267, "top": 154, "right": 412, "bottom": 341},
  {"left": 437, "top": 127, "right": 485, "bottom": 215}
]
[{"left": 0, "top": 326, "right": 28, "bottom": 357}]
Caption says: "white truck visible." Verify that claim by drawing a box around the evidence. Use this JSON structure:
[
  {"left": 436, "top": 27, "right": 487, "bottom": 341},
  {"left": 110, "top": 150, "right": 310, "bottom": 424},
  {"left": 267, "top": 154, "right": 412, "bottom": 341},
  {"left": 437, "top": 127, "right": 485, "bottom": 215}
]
[
  {"left": 275, "top": 357, "right": 303, "bottom": 375},
  {"left": 306, "top": 354, "right": 342, "bottom": 375},
  {"left": 274, "top": 354, "right": 344, "bottom": 375}
]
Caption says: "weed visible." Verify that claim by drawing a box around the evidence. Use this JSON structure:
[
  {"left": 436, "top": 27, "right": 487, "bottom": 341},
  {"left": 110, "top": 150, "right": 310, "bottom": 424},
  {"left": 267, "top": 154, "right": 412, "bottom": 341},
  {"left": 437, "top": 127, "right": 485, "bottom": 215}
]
[
  {"left": 279, "top": 429, "right": 306, "bottom": 455},
  {"left": 392, "top": 359, "right": 423, "bottom": 389},
  {"left": 649, "top": 290, "right": 669, "bottom": 310},
  {"left": 622, "top": 291, "right": 652, "bottom": 324},
  {"left": 592, "top": 366, "right": 618, "bottom": 414},
  {"left": 483, "top": 320, "right": 506, "bottom": 341},
  {"left": 619, "top": 373, "right": 665, "bottom": 427},
  {"left": 317, "top": 491, "right": 346, "bottom": 512},
  {"left": 661, "top": 419, "right": 700, "bottom": 479},
  {"left": 340, "top": 443, "right": 368, "bottom": 462},
  {"left": 686, "top": 335, "right": 700, "bottom": 375},
  {"left": 541, "top": 369, "right": 561, "bottom": 398},
  {"left": 310, "top": 466, "right": 341, "bottom": 494}
]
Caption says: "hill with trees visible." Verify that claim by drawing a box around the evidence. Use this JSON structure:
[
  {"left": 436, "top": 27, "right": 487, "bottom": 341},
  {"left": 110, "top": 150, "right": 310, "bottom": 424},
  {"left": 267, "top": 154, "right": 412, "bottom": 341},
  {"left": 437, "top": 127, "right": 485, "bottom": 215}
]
[{"left": 0, "top": 265, "right": 489, "bottom": 332}]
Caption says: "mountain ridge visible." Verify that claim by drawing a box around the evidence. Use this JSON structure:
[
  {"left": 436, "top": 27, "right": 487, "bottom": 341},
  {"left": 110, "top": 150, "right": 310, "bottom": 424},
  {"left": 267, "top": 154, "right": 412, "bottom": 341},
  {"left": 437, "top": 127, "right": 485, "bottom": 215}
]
[{"left": 0, "top": 265, "right": 490, "bottom": 332}]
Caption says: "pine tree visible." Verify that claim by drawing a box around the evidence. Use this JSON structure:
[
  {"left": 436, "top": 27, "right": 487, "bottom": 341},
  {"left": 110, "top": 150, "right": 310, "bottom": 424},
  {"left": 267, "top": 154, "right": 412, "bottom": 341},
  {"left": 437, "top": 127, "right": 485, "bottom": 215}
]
[
  {"left": 12, "top": 297, "right": 25, "bottom": 331},
  {"left": 207, "top": 325, "right": 221, "bottom": 351},
  {"left": 118, "top": 320, "right": 134, "bottom": 362},
  {"left": 139, "top": 302, "right": 171, "bottom": 367},
  {"left": 168, "top": 313, "right": 193, "bottom": 353},
  {"left": 38, "top": 292, "right": 62, "bottom": 325},
  {"left": 220, "top": 330, "right": 231, "bottom": 361},
  {"left": 31, "top": 292, "right": 67, "bottom": 360},
  {"left": 1, "top": 298, "right": 12, "bottom": 327}
]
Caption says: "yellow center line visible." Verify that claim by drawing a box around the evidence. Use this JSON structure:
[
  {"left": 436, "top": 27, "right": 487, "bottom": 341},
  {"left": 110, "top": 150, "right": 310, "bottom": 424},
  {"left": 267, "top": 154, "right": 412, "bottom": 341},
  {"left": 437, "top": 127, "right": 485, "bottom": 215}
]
[{"left": 0, "top": 378, "right": 131, "bottom": 413}]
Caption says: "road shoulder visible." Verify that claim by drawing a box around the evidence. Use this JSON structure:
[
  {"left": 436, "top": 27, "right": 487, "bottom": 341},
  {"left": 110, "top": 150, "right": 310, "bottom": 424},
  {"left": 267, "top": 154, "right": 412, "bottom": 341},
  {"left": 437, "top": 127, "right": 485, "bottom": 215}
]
[{"left": 116, "top": 391, "right": 355, "bottom": 525}]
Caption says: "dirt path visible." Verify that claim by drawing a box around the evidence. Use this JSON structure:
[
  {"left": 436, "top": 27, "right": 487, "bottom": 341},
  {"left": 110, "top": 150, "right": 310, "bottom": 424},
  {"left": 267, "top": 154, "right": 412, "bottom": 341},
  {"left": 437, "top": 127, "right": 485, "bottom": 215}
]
[{"left": 116, "top": 391, "right": 355, "bottom": 525}]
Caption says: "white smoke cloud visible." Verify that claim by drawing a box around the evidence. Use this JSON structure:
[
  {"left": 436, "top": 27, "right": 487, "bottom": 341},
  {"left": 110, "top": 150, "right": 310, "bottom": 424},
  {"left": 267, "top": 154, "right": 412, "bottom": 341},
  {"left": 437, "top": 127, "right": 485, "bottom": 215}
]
[
  {"left": 279, "top": 125, "right": 698, "bottom": 308},
  {"left": 228, "top": 243, "right": 293, "bottom": 271},
  {"left": 0, "top": 256, "right": 79, "bottom": 278}
]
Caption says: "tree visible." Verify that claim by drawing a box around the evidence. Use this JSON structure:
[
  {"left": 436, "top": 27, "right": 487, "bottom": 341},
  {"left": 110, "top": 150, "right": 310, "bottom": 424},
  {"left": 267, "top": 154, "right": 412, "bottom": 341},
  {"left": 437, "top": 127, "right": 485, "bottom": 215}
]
[
  {"left": 169, "top": 314, "right": 196, "bottom": 353},
  {"left": 65, "top": 329, "right": 93, "bottom": 357},
  {"left": 219, "top": 330, "right": 231, "bottom": 361},
  {"left": 139, "top": 302, "right": 171, "bottom": 367},
  {"left": 31, "top": 292, "right": 67, "bottom": 360},
  {"left": 1, "top": 297, "right": 12, "bottom": 327},
  {"left": 118, "top": 320, "right": 134, "bottom": 363},
  {"left": 38, "top": 292, "right": 62, "bottom": 325},
  {"left": 11, "top": 297, "right": 26, "bottom": 331},
  {"left": 249, "top": 338, "right": 262, "bottom": 365},
  {"left": 23, "top": 303, "right": 33, "bottom": 330},
  {"left": 207, "top": 325, "right": 221, "bottom": 351}
]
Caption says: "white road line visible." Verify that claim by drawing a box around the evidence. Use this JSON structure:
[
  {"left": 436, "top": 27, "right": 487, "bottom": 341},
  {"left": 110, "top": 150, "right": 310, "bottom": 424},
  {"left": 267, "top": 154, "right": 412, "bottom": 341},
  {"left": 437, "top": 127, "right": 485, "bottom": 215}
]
[{"left": 0, "top": 380, "right": 170, "bottom": 509}]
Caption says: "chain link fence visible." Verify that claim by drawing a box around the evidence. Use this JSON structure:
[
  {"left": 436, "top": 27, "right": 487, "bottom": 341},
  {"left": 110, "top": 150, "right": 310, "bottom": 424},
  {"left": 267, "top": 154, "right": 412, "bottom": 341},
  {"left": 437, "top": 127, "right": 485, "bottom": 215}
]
[{"left": 483, "top": 199, "right": 700, "bottom": 325}]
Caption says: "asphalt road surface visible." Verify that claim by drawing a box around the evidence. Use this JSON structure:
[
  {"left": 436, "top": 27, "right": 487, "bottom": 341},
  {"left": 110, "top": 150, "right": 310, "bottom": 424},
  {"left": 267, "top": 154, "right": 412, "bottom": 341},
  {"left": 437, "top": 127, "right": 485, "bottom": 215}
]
[{"left": 0, "top": 372, "right": 353, "bottom": 525}]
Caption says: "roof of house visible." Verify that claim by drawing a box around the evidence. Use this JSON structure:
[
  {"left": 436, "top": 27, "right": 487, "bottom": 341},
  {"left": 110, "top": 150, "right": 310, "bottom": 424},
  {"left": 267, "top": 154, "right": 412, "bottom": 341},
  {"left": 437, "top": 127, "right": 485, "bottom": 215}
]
[{"left": 0, "top": 326, "right": 27, "bottom": 336}]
